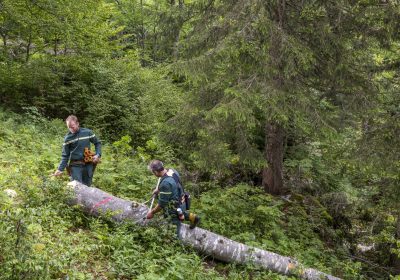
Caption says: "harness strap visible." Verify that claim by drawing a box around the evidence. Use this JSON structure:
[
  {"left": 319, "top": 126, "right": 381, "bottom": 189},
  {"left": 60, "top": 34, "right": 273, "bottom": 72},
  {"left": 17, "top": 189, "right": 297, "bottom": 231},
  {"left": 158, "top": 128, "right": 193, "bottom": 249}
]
[{"left": 164, "top": 169, "right": 185, "bottom": 198}]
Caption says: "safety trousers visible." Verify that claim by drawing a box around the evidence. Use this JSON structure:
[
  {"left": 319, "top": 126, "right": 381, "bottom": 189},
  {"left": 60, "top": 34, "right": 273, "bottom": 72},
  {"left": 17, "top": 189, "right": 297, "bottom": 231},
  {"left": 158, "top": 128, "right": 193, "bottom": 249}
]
[{"left": 69, "top": 163, "right": 94, "bottom": 186}]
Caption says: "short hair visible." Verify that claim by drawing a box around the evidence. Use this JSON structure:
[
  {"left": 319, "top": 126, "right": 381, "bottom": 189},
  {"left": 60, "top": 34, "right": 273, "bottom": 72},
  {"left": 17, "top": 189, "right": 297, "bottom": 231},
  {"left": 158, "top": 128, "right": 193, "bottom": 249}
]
[
  {"left": 148, "top": 160, "right": 164, "bottom": 172},
  {"left": 66, "top": 115, "right": 79, "bottom": 123}
]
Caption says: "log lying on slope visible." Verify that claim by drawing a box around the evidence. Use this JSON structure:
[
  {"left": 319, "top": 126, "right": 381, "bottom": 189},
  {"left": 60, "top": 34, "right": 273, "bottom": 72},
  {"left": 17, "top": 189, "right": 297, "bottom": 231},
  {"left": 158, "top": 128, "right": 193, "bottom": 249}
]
[{"left": 68, "top": 181, "right": 341, "bottom": 280}]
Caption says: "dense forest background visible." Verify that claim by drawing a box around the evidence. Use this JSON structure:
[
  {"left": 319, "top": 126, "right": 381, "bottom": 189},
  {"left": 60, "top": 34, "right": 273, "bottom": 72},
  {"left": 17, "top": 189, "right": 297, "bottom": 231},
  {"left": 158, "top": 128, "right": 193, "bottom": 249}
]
[{"left": 0, "top": 0, "right": 399, "bottom": 279}]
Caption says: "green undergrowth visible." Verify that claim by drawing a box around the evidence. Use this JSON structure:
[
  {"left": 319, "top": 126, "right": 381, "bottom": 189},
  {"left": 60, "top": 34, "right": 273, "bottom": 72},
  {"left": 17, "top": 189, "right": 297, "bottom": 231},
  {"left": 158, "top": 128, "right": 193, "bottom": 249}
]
[
  {"left": 0, "top": 109, "right": 361, "bottom": 279},
  {"left": 194, "top": 186, "right": 363, "bottom": 279}
]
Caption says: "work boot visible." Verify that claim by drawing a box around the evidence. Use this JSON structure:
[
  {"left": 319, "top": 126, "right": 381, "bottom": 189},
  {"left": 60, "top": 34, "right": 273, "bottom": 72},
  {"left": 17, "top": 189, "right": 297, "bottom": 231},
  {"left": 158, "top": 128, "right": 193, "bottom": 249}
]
[{"left": 189, "top": 215, "right": 200, "bottom": 229}]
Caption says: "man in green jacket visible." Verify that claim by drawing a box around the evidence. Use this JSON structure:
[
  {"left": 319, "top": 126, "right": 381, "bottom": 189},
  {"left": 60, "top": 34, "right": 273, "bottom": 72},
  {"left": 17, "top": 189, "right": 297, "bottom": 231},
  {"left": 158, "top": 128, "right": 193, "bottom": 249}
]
[
  {"left": 146, "top": 160, "right": 200, "bottom": 238},
  {"left": 53, "top": 115, "right": 101, "bottom": 186}
]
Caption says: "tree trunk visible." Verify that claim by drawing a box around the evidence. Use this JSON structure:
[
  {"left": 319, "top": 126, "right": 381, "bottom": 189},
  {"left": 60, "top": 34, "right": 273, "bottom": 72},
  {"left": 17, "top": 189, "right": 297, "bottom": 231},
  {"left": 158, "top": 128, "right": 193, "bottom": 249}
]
[
  {"left": 139, "top": 0, "right": 146, "bottom": 65},
  {"left": 262, "top": 122, "right": 285, "bottom": 194},
  {"left": 262, "top": 0, "right": 286, "bottom": 195},
  {"left": 54, "top": 37, "right": 58, "bottom": 56},
  {"left": 68, "top": 181, "right": 341, "bottom": 280},
  {"left": 172, "top": 0, "right": 184, "bottom": 61},
  {"left": 26, "top": 32, "right": 32, "bottom": 62},
  {"left": 391, "top": 211, "right": 400, "bottom": 272},
  {"left": 1, "top": 33, "right": 7, "bottom": 58},
  {"left": 172, "top": 28, "right": 181, "bottom": 62}
]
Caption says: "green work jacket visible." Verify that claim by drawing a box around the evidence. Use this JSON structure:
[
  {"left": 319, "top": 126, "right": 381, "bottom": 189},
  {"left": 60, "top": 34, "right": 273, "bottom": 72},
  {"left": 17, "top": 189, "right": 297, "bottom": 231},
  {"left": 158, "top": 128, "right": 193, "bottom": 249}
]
[
  {"left": 158, "top": 172, "right": 181, "bottom": 210},
  {"left": 57, "top": 127, "right": 101, "bottom": 172}
]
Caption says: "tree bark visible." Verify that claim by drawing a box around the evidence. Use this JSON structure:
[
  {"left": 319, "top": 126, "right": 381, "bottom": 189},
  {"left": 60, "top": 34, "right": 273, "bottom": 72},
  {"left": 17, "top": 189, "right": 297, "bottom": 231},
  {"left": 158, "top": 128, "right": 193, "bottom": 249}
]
[
  {"left": 26, "top": 32, "right": 32, "bottom": 62},
  {"left": 1, "top": 33, "right": 7, "bottom": 58},
  {"left": 67, "top": 181, "right": 341, "bottom": 280},
  {"left": 391, "top": 211, "right": 400, "bottom": 272},
  {"left": 262, "top": 0, "right": 286, "bottom": 195},
  {"left": 262, "top": 122, "right": 285, "bottom": 194},
  {"left": 171, "top": 0, "right": 184, "bottom": 61}
]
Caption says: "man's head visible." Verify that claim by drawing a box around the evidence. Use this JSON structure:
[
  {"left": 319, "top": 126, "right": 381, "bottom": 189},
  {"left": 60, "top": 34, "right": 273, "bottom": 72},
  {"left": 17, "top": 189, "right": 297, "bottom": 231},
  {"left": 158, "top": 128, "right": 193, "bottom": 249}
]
[
  {"left": 148, "top": 160, "right": 165, "bottom": 177},
  {"left": 66, "top": 115, "right": 80, "bottom": 134}
]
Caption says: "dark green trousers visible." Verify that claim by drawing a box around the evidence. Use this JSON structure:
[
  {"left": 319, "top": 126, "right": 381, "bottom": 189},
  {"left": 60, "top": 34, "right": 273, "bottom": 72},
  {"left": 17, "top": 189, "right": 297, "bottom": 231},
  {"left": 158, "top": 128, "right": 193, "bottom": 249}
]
[
  {"left": 167, "top": 202, "right": 192, "bottom": 239},
  {"left": 70, "top": 163, "right": 94, "bottom": 186}
]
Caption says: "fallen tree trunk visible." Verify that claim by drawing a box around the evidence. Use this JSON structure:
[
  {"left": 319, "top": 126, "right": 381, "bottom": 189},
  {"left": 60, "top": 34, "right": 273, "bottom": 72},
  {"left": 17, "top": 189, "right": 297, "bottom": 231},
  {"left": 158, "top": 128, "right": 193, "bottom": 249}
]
[{"left": 68, "top": 181, "right": 341, "bottom": 280}]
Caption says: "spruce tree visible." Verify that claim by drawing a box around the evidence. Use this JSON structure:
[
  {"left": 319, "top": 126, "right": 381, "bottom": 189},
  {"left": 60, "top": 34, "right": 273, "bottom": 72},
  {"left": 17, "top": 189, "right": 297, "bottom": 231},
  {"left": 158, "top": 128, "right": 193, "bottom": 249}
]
[{"left": 170, "top": 0, "right": 388, "bottom": 194}]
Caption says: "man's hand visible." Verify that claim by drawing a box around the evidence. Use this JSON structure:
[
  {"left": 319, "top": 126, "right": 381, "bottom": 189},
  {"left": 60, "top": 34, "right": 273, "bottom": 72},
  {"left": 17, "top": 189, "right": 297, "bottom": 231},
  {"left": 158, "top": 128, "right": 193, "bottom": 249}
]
[
  {"left": 146, "top": 211, "right": 154, "bottom": 219},
  {"left": 53, "top": 170, "right": 63, "bottom": 177},
  {"left": 147, "top": 204, "right": 161, "bottom": 219},
  {"left": 152, "top": 188, "right": 159, "bottom": 196},
  {"left": 93, "top": 155, "right": 101, "bottom": 164}
]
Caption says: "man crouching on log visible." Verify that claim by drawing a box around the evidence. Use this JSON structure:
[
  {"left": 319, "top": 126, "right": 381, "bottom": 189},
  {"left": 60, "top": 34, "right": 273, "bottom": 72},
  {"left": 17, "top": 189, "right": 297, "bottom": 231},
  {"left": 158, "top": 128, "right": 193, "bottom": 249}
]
[{"left": 146, "top": 160, "right": 200, "bottom": 239}]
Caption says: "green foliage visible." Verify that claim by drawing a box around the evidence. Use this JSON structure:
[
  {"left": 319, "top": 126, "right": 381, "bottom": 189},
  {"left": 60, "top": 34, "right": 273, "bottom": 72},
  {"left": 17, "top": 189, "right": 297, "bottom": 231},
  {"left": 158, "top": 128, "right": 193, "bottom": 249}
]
[
  {"left": 195, "top": 184, "right": 362, "bottom": 279},
  {"left": 0, "top": 0, "right": 118, "bottom": 61},
  {"left": 0, "top": 0, "right": 123, "bottom": 119},
  {"left": 0, "top": 0, "right": 187, "bottom": 147},
  {"left": 164, "top": 0, "right": 381, "bottom": 182},
  {"left": 112, "top": 0, "right": 197, "bottom": 64},
  {"left": 284, "top": 132, "right": 355, "bottom": 195},
  {"left": 0, "top": 108, "right": 365, "bottom": 280},
  {"left": 108, "top": 224, "right": 223, "bottom": 280},
  {"left": 0, "top": 109, "right": 217, "bottom": 279},
  {"left": 0, "top": 110, "right": 111, "bottom": 280},
  {"left": 1, "top": 0, "right": 400, "bottom": 278}
]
